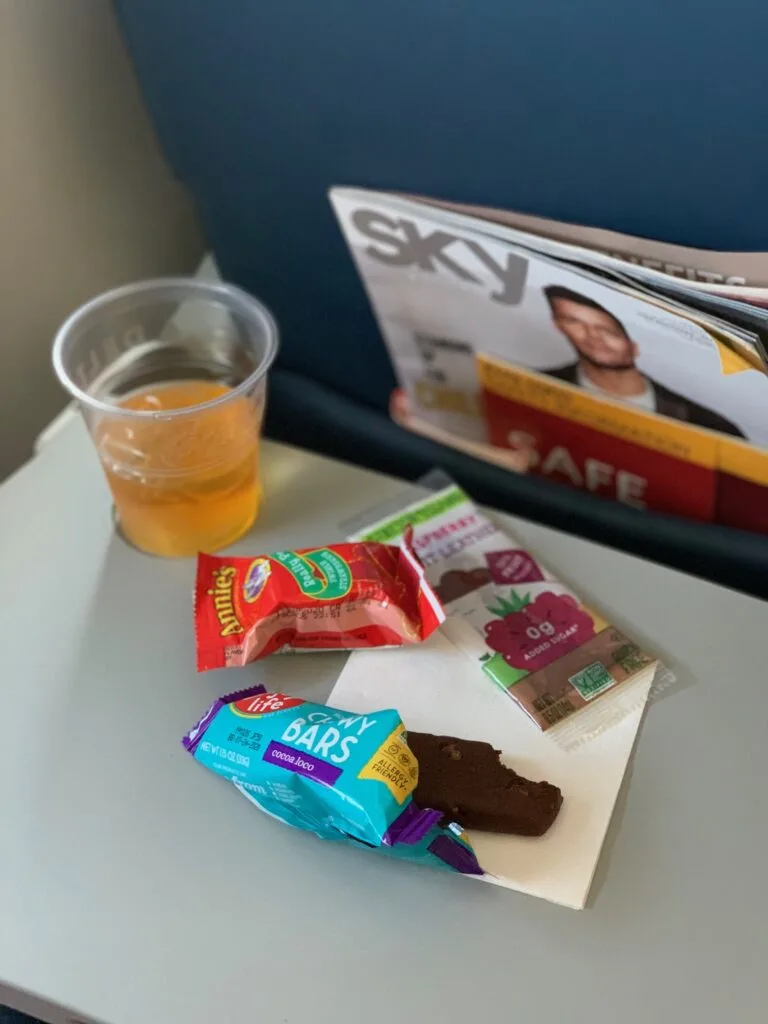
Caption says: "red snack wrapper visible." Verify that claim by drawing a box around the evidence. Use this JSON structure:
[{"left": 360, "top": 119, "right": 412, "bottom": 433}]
[{"left": 194, "top": 528, "right": 446, "bottom": 671}]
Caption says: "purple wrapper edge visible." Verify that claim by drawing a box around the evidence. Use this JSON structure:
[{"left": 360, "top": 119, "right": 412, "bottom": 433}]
[
  {"left": 383, "top": 800, "right": 443, "bottom": 847},
  {"left": 428, "top": 833, "right": 485, "bottom": 875},
  {"left": 182, "top": 684, "right": 267, "bottom": 755}
]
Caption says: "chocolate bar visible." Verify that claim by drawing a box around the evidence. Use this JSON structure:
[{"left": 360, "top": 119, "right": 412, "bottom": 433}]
[{"left": 407, "top": 732, "right": 562, "bottom": 837}]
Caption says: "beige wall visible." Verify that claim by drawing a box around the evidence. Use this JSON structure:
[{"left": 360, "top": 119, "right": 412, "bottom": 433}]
[{"left": 0, "top": 0, "right": 204, "bottom": 480}]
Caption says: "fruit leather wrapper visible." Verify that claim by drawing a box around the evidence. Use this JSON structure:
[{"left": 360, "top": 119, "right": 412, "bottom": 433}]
[
  {"left": 195, "top": 528, "right": 445, "bottom": 671},
  {"left": 182, "top": 685, "right": 483, "bottom": 875},
  {"left": 352, "top": 485, "right": 658, "bottom": 738}
]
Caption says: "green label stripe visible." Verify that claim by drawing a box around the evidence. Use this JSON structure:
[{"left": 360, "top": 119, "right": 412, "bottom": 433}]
[
  {"left": 360, "top": 487, "right": 467, "bottom": 544},
  {"left": 482, "top": 652, "right": 528, "bottom": 691},
  {"left": 272, "top": 548, "right": 352, "bottom": 600}
]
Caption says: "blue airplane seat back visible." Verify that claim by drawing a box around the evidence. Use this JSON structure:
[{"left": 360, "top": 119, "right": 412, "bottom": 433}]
[{"left": 113, "top": 0, "right": 768, "bottom": 598}]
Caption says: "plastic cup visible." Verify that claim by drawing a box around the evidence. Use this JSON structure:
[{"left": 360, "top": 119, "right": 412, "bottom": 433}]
[{"left": 52, "top": 278, "right": 279, "bottom": 557}]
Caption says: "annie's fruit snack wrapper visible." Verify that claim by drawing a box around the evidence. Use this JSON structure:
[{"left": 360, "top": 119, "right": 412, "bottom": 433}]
[
  {"left": 195, "top": 528, "right": 445, "bottom": 671},
  {"left": 351, "top": 485, "right": 659, "bottom": 741}
]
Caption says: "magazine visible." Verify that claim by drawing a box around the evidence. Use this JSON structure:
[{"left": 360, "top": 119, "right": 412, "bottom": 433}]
[
  {"left": 330, "top": 187, "right": 768, "bottom": 533},
  {"left": 423, "top": 195, "right": 768, "bottom": 299},
  {"left": 390, "top": 389, "right": 528, "bottom": 473}
]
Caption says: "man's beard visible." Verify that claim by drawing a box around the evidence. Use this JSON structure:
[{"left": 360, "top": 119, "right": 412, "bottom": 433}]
[{"left": 578, "top": 353, "right": 636, "bottom": 371}]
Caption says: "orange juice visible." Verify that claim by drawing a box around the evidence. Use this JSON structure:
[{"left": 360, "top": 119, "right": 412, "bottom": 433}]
[{"left": 97, "top": 380, "right": 261, "bottom": 557}]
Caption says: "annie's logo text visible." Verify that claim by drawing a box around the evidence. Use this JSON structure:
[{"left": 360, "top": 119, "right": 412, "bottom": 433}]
[{"left": 207, "top": 565, "right": 243, "bottom": 637}]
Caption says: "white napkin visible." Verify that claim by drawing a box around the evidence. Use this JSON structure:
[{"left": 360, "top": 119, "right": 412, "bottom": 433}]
[{"left": 329, "top": 629, "right": 652, "bottom": 909}]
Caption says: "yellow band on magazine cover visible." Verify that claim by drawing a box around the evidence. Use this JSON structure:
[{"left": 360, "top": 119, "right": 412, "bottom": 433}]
[
  {"left": 477, "top": 355, "right": 719, "bottom": 469},
  {"left": 718, "top": 436, "right": 768, "bottom": 486}
]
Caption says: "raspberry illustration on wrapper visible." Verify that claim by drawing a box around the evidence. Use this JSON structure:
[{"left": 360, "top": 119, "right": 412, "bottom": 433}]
[{"left": 483, "top": 590, "right": 595, "bottom": 673}]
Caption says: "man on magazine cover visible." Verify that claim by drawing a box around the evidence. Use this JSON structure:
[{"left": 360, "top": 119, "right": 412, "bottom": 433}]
[{"left": 542, "top": 285, "right": 745, "bottom": 438}]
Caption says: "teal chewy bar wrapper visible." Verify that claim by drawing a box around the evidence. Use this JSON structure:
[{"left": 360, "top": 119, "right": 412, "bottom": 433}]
[{"left": 183, "top": 686, "right": 483, "bottom": 875}]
